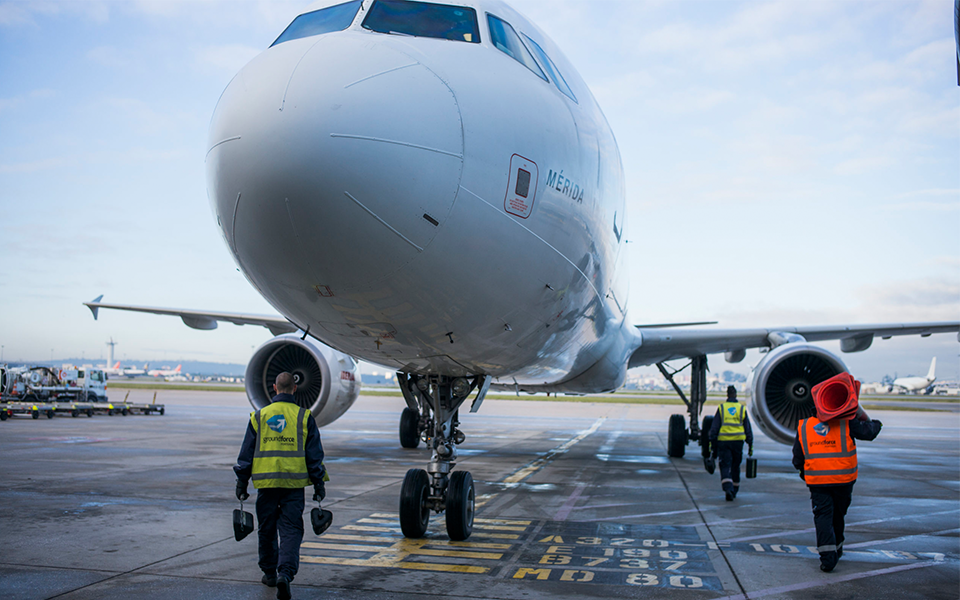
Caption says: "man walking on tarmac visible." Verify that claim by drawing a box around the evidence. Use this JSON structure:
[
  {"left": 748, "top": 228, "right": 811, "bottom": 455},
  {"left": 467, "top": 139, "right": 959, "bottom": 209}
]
[
  {"left": 235, "top": 371, "right": 328, "bottom": 600},
  {"left": 709, "top": 385, "right": 753, "bottom": 501},
  {"left": 793, "top": 372, "right": 882, "bottom": 573}
]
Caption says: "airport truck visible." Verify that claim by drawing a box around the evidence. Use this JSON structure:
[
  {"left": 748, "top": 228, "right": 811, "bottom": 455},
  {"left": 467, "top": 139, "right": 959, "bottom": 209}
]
[{"left": 1, "top": 365, "right": 108, "bottom": 403}]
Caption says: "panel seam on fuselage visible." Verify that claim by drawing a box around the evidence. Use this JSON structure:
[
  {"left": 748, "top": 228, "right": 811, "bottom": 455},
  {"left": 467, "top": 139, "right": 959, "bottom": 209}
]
[
  {"left": 330, "top": 133, "right": 462, "bottom": 158},
  {"left": 457, "top": 185, "right": 602, "bottom": 302}
]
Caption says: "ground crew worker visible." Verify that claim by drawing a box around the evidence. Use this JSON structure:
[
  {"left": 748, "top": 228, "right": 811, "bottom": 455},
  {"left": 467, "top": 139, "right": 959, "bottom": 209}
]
[
  {"left": 709, "top": 385, "right": 753, "bottom": 501},
  {"left": 235, "top": 371, "right": 327, "bottom": 600},
  {"left": 793, "top": 386, "right": 882, "bottom": 572}
]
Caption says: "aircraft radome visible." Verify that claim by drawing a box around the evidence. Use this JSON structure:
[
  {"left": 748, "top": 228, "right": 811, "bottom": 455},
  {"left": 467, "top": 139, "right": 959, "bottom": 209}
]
[{"left": 85, "top": 0, "right": 959, "bottom": 541}]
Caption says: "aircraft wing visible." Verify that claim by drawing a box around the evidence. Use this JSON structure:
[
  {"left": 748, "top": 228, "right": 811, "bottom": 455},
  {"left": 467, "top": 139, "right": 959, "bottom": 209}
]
[
  {"left": 628, "top": 321, "right": 960, "bottom": 367},
  {"left": 83, "top": 296, "right": 297, "bottom": 336}
]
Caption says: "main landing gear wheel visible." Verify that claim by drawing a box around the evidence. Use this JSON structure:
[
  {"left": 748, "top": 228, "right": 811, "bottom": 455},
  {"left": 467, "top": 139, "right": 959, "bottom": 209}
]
[
  {"left": 399, "top": 407, "right": 420, "bottom": 449},
  {"left": 399, "top": 468, "right": 430, "bottom": 538},
  {"left": 667, "top": 414, "right": 687, "bottom": 458},
  {"left": 445, "top": 471, "right": 475, "bottom": 541}
]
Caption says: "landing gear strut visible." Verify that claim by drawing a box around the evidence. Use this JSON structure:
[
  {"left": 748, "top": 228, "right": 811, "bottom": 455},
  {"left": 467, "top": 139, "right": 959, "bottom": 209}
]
[
  {"left": 395, "top": 373, "right": 489, "bottom": 540},
  {"left": 658, "top": 355, "right": 709, "bottom": 459}
]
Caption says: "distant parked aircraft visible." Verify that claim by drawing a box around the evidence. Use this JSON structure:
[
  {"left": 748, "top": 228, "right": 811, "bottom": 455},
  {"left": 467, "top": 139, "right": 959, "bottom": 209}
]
[
  {"left": 892, "top": 357, "right": 937, "bottom": 394},
  {"left": 148, "top": 365, "right": 182, "bottom": 378}
]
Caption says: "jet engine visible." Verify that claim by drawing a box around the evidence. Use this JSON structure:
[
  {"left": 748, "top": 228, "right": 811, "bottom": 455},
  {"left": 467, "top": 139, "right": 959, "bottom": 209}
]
[
  {"left": 245, "top": 333, "right": 361, "bottom": 426},
  {"left": 748, "top": 343, "right": 848, "bottom": 445}
]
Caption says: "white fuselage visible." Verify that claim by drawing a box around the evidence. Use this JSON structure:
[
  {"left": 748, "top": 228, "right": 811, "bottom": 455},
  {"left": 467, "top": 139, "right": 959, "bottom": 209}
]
[{"left": 206, "top": 0, "right": 634, "bottom": 392}]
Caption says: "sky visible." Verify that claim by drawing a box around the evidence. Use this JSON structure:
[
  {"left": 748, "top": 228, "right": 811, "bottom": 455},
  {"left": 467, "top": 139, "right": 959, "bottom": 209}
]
[{"left": 0, "top": 0, "right": 957, "bottom": 383}]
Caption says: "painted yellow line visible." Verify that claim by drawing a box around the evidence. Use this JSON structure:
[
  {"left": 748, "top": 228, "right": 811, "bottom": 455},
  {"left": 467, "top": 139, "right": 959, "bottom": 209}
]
[
  {"left": 321, "top": 534, "right": 400, "bottom": 544},
  {"left": 301, "top": 542, "right": 390, "bottom": 552},
  {"left": 342, "top": 525, "right": 396, "bottom": 533},
  {"left": 357, "top": 518, "right": 398, "bottom": 526},
  {"left": 408, "top": 548, "right": 503, "bottom": 560},
  {"left": 301, "top": 555, "right": 490, "bottom": 574},
  {"left": 474, "top": 524, "right": 527, "bottom": 532},
  {"left": 368, "top": 513, "right": 531, "bottom": 527},
  {"left": 435, "top": 541, "right": 514, "bottom": 550},
  {"left": 501, "top": 417, "right": 605, "bottom": 484}
]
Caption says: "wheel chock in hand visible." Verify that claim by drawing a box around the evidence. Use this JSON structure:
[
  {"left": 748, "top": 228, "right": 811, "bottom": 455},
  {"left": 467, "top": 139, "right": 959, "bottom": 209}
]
[{"left": 311, "top": 507, "right": 333, "bottom": 535}]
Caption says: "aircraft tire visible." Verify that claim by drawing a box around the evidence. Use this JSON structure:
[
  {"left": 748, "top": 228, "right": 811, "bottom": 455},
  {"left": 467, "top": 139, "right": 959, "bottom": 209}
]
[
  {"left": 399, "top": 408, "right": 420, "bottom": 448},
  {"left": 445, "top": 471, "right": 475, "bottom": 541},
  {"left": 399, "top": 468, "right": 430, "bottom": 538},
  {"left": 700, "top": 415, "right": 714, "bottom": 457},
  {"left": 667, "top": 414, "right": 687, "bottom": 458}
]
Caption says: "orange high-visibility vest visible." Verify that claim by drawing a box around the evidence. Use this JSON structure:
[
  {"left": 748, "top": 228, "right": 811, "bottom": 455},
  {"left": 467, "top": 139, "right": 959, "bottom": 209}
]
[{"left": 798, "top": 418, "right": 858, "bottom": 485}]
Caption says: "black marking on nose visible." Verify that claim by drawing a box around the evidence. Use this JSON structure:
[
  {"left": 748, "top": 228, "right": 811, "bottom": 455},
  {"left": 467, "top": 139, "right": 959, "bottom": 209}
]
[{"left": 423, "top": 213, "right": 439, "bottom": 226}]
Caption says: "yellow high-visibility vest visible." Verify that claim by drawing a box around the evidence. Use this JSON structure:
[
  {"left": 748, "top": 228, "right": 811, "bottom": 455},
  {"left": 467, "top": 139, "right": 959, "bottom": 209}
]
[
  {"left": 250, "top": 401, "right": 311, "bottom": 489},
  {"left": 717, "top": 401, "right": 746, "bottom": 441}
]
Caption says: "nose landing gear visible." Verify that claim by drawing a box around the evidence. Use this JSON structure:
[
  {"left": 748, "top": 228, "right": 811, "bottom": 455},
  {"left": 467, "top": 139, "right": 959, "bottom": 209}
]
[{"left": 396, "top": 373, "right": 488, "bottom": 541}]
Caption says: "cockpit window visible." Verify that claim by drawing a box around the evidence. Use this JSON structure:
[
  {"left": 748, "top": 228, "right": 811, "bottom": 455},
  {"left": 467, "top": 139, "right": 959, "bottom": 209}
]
[
  {"left": 363, "top": 0, "right": 480, "bottom": 43},
  {"left": 486, "top": 15, "right": 546, "bottom": 81},
  {"left": 522, "top": 34, "right": 577, "bottom": 103},
  {"left": 271, "top": 0, "right": 362, "bottom": 47}
]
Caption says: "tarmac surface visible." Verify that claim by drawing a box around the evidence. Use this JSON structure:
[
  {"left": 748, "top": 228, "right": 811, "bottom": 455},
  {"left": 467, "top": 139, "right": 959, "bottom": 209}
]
[{"left": 0, "top": 389, "right": 957, "bottom": 600}]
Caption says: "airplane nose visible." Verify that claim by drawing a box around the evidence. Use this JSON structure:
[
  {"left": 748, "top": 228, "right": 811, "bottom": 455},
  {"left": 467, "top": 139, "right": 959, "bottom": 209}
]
[{"left": 206, "top": 35, "right": 463, "bottom": 294}]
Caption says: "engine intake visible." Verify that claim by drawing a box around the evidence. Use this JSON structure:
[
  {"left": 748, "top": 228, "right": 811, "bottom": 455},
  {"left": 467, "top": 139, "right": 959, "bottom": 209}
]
[
  {"left": 748, "top": 343, "right": 847, "bottom": 445},
  {"left": 245, "top": 334, "right": 361, "bottom": 426}
]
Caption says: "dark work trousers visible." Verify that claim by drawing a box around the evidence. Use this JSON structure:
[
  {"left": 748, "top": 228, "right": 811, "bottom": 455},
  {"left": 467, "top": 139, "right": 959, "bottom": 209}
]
[
  {"left": 809, "top": 482, "right": 854, "bottom": 570},
  {"left": 256, "top": 487, "right": 306, "bottom": 580},
  {"left": 717, "top": 440, "right": 743, "bottom": 496}
]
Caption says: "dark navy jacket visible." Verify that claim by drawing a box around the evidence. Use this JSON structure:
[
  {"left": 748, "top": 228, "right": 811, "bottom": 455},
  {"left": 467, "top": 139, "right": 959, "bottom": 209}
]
[{"left": 234, "top": 393, "right": 327, "bottom": 487}]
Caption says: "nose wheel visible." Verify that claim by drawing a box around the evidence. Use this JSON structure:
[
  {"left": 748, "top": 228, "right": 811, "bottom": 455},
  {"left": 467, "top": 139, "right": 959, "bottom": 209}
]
[{"left": 395, "top": 373, "right": 487, "bottom": 540}]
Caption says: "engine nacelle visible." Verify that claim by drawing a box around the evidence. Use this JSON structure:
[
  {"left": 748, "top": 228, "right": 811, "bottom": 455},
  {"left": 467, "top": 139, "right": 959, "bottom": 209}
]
[
  {"left": 245, "top": 334, "right": 361, "bottom": 427},
  {"left": 748, "top": 343, "right": 848, "bottom": 445}
]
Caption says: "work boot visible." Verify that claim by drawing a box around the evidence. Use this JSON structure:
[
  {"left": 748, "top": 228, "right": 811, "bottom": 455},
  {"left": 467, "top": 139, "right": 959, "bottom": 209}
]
[
  {"left": 261, "top": 572, "right": 277, "bottom": 587},
  {"left": 276, "top": 574, "right": 292, "bottom": 600},
  {"left": 732, "top": 485, "right": 739, "bottom": 499},
  {"left": 725, "top": 491, "right": 733, "bottom": 501}
]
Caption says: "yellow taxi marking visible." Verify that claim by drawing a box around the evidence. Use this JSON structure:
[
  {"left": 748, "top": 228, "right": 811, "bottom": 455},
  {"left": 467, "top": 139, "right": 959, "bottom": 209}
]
[
  {"left": 502, "top": 417, "right": 605, "bottom": 484},
  {"left": 302, "top": 541, "right": 502, "bottom": 560},
  {"left": 369, "top": 513, "right": 531, "bottom": 526},
  {"left": 301, "top": 542, "right": 391, "bottom": 552},
  {"left": 319, "top": 533, "right": 513, "bottom": 550},
  {"left": 396, "top": 561, "right": 489, "bottom": 573},
  {"left": 342, "top": 525, "right": 395, "bottom": 533},
  {"left": 322, "top": 533, "right": 399, "bottom": 543},
  {"left": 357, "top": 517, "right": 526, "bottom": 533}
]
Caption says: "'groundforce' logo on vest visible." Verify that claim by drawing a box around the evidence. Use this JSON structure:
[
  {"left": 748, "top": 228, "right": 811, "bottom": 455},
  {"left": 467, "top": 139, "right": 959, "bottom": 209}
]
[
  {"left": 263, "top": 435, "right": 295, "bottom": 443},
  {"left": 267, "top": 414, "right": 287, "bottom": 433}
]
